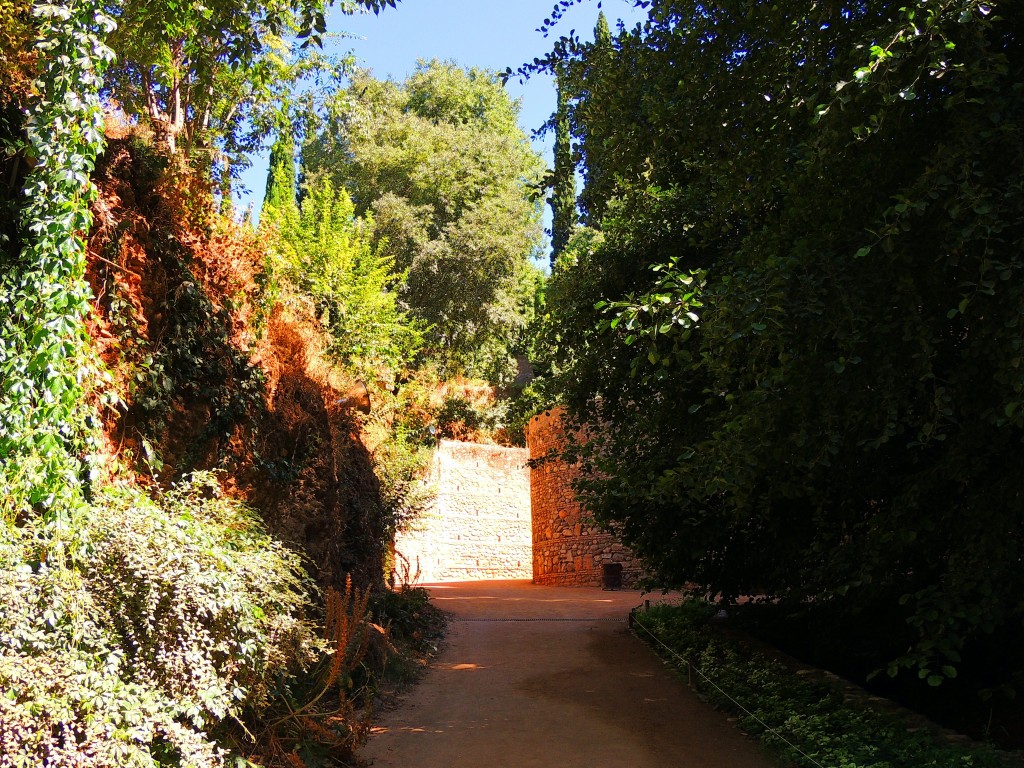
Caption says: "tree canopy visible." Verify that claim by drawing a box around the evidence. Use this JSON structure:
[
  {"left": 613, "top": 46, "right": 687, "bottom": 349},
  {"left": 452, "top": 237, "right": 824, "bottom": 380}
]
[
  {"left": 538, "top": 0, "right": 1024, "bottom": 688},
  {"left": 300, "top": 60, "right": 545, "bottom": 380},
  {"left": 101, "top": 0, "right": 396, "bottom": 167}
]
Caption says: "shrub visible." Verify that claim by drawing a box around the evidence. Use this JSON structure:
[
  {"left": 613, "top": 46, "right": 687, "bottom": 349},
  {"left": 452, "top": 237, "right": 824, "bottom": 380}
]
[
  {"left": 633, "top": 601, "right": 1014, "bottom": 768},
  {"left": 0, "top": 472, "right": 319, "bottom": 767}
]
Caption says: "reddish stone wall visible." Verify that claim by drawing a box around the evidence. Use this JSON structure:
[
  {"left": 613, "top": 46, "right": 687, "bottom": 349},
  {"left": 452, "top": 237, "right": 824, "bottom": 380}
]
[
  {"left": 527, "top": 407, "right": 644, "bottom": 587},
  {"left": 394, "top": 440, "right": 531, "bottom": 582}
]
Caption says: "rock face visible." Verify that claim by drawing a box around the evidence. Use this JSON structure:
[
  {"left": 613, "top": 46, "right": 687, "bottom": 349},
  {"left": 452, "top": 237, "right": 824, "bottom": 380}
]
[
  {"left": 527, "top": 407, "right": 644, "bottom": 588},
  {"left": 394, "top": 440, "right": 532, "bottom": 582}
]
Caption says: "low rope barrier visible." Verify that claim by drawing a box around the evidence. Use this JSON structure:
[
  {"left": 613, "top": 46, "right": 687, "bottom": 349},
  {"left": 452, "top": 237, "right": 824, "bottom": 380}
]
[
  {"left": 630, "top": 603, "right": 830, "bottom": 768},
  {"left": 453, "top": 617, "right": 624, "bottom": 623}
]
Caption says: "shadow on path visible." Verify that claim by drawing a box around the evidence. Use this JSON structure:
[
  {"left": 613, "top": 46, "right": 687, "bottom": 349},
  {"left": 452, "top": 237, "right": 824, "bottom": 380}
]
[{"left": 361, "top": 580, "right": 775, "bottom": 768}]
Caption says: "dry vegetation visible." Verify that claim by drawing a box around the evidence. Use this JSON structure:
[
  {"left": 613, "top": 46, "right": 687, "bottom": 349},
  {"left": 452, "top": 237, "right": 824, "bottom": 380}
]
[{"left": 85, "top": 134, "right": 386, "bottom": 593}]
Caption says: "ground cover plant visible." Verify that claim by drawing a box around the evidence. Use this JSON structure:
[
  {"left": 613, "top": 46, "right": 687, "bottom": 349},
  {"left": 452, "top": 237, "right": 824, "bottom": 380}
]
[
  {"left": 731, "top": 601, "right": 1024, "bottom": 749},
  {"left": 632, "top": 601, "right": 1021, "bottom": 768},
  {"left": 0, "top": 473, "right": 326, "bottom": 767}
]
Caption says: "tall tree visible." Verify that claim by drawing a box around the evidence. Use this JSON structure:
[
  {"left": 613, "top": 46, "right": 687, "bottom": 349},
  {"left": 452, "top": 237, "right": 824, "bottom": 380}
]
[
  {"left": 264, "top": 122, "right": 297, "bottom": 211},
  {"left": 549, "top": 68, "right": 576, "bottom": 266},
  {"left": 303, "top": 60, "right": 544, "bottom": 380},
  {"left": 592, "top": 9, "right": 611, "bottom": 46},
  {"left": 576, "top": 9, "right": 616, "bottom": 224},
  {"left": 542, "top": 0, "right": 1024, "bottom": 689}
]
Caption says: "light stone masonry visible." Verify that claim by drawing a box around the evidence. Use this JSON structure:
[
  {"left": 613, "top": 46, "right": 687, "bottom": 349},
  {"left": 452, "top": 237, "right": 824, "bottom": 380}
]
[{"left": 394, "top": 440, "right": 532, "bottom": 582}]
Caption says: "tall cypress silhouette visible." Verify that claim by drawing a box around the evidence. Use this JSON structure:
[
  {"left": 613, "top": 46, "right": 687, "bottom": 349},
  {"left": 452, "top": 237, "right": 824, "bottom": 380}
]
[
  {"left": 264, "top": 122, "right": 297, "bottom": 212},
  {"left": 579, "top": 10, "right": 613, "bottom": 224},
  {"left": 549, "top": 68, "right": 576, "bottom": 266}
]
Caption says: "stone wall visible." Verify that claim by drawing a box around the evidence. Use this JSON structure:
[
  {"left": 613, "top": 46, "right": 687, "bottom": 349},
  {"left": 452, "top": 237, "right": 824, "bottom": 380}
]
[
  {"left": 527, "top": 407, "right": 644, "bottom": 587},
  {"left": 394, "top": 440, "right": 531, "bottom": 582}
]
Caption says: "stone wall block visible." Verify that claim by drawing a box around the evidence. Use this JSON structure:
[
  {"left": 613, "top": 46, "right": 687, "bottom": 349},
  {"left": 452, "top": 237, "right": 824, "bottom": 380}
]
[
  {"left": 394, "top": 440, "right": 532, "bottom": 582},
  {"left": 526, "top": 407, "right": 646, "bottom": 588}
]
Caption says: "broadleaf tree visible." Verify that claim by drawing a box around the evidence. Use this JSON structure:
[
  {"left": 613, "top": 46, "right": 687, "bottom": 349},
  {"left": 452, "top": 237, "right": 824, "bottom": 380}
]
[
  {"left": 101, "top": 0, "right": 399, "bottom": 166},
  {"left": 301, "top": 60, "right": 545, "bottom": 381},
  {"left": 535, "top": 0, "right": 1024, "bottom": 689}
]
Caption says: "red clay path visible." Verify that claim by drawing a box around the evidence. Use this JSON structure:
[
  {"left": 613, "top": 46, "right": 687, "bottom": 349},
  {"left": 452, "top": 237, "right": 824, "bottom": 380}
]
[{"left": 361, "top": 580, "right": 776, "bottom": 768}]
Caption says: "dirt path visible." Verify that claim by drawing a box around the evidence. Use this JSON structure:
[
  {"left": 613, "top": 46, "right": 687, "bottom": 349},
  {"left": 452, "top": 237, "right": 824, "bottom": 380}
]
[{"left": 361, "top": 580, "right": 775, "bottom": 767}]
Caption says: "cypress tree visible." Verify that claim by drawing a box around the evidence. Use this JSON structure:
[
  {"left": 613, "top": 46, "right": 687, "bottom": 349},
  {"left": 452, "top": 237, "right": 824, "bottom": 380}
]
[
  {"left": 549, "top": 68, "right": 576, "bottom": 266},
  {"left": 264, "top": 122, "right": 297, "bottom": 212},
  {"left": 579, "top": 10, "right": 613, "bottom": 225},
  {"left": 594, "top": 9, "right": 611, "bottom": 48}
]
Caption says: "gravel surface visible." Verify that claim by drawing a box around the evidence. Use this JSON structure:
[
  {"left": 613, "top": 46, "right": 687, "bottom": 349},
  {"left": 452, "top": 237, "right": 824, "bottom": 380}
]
[{"left": 361, "top": 580, "right": 776, "bottom": 768}]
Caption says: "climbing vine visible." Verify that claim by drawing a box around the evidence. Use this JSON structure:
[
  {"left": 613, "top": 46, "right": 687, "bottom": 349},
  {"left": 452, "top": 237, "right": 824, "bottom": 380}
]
[{"left": 0, "top": 0, "right": 115, "bottom": 521}]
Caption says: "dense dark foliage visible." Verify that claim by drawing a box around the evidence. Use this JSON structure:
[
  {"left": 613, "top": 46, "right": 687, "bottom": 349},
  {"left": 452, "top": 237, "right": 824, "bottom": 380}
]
[
  {"left": 635, "top": 602, "right": 1015, "bottom": 765},
  {"left": 538, "top": 0, "right": 1024, "bottom": 696},
  {"left": 548, "top": 67, "right": 576, "bottom": 264}
]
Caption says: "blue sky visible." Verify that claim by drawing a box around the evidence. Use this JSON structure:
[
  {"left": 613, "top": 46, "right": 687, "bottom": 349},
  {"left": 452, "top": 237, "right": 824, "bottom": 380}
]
[{"left": 236, "top": 0, "right": 647, "bottom": 220}]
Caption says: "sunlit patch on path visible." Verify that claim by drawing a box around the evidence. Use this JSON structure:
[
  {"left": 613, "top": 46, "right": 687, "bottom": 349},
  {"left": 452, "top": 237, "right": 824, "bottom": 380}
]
[{"left": 361, "top": 580, "right": 775, "bottom": 768}]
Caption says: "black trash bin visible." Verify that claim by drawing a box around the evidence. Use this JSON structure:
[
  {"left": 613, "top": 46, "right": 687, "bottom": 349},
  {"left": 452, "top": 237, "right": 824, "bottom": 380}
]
[{"left": 601, "top": 562, "right": 623, "bottom": 590}]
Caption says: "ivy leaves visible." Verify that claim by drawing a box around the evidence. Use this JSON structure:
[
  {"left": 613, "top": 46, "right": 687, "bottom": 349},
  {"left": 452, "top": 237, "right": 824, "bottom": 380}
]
[{"left": 0, "top": 0, "right": 114, "bottom": 521}]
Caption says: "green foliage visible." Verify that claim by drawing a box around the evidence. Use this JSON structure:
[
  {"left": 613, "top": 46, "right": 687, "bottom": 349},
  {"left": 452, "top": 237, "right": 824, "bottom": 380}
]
[
  {"left": 529, "top": 226, "right": 604, "bottom": 388},
  {"left": 102, "top": 0, "right": 398, "bottom": 158},
  {"left": 0, "top": 0, "right": 114, "bottom": 521},
  {"left": 434, "top": 395, "right": 486, "bottom": 440},
  {"left": 265, "top": 123, "right": 298, "bottom": 211},
  {"left": 302, "top": 60, "right": 545, "bottom": 379},
  {"left": 548, "top": 69, "right": 576, "bottom": 264},
  {"left": 537, "top": 0, "right": 1024, "bottom": 691},
  {"left": 372, "top": 427, "right": 435, "bottom": 538},
  {"left": 500, "top": 381, "right": 550, "bottom": 447},
  {"left": 0, "top": 472, "right": 319, "bottom": 767},
  {"left": 595, "top": 258, "right": 705, "bottom": 380},
  {"left": 635, "top": 602, "right": 1011, "bottom": 768},
  {"left": 266, "top": 176, "right": 425, "bottom": 374},
  {"left": 0, "top": 0, "right": 34, "bottom": 101},
  {"left": 369, "top": 585, "right": 445, "bottom": 657},
  {"left": 1, "top": 2, "right": 418, "bottom": 765}
]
